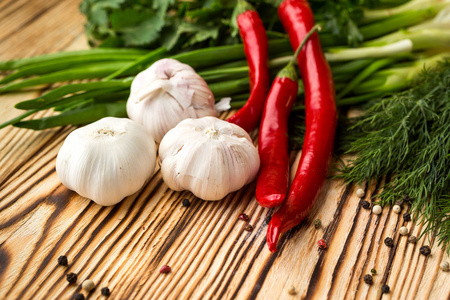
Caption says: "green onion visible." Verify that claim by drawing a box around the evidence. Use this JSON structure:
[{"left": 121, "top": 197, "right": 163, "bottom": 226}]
[
  {"left": 103, "top": 47, "right": 167, "bottom": 80},
  {"left": 13, "top": 102, "right": 127, "bottom": 130},
  {"left": 362, "top": 0, "right": 449, "bottom": 23},
  {"left": 353, "top": 52, "right": 450, "bottom": 95},
  {"left": 0, "top": 56, "right": 142, "bottom": 84},
  {"left": 0, "top": 48, "right": 147, "bottom": 71},
  {"left": 337, "top": 57, "right": 401, "bottom": 98},
  {"left": 15, "top": 80, "right": 132, "bottom": 110},
  {"left": 0, "top": 62, "right": 130, "bottom": 93}
]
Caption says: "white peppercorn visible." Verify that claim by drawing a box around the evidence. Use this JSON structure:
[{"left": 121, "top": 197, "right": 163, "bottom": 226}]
[
  {"left": 440, "top": 262, "right": 449, "bottom": 272},
  {"left": 399, "top": 226, "right": 409, "bottom": 236},
  {"left": 372, "top": 205, "right": 382, "bottom": 215},
  {"left": 356, "top": 188, "right": 365, "bottom": 198},
  {"left": 393, "top": 205, "right": 402, "bottom": 214},
  {"left": 82, "top": 279, "right": 95, "bottom": 292}
]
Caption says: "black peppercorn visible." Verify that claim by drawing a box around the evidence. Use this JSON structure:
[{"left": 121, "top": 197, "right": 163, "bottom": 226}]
[
  {"left": 381, "top": 284, "right": 390, "bottom": 293},
  {"left": 182, "top": 199, "right": 191, "bottom": 207},
  {"left": 361, "top": 201, "right": 371, "bottom": 210},
  {"left": 403, "top": 194, "right": 411, "bottom": 202},
  {"left": 313, "top": 219, "right": 322, "bottom": 229},
  {"left": 371, "top": 268, "right": 377, "bottom": 275},
  {"left": 101, "top": 287, "right": 111, "bottom": 297},
  {"left": 363, "top": 274, "right": 373, "bottom": 284},
  {"left": 66, "top": 272, "right": 77, "bottom": 284},
  {"left": 403, "top": 212, "right": 411, "bottom": 222},
  {"left": 73, "top": 293, "right": 85, "bottom": 300},
  {"left": 57, "top": 255, "right": 68, "bottom": 266},
  {"left": 408, "top": 235, "right": 417, "bottom": 243},
  {"left": 244, "top": 224, "right": 253, "bottom": 232},
  {"left": 384, "top": 237, "right": 394, "bottom": 247},
  {"left": 395, "top": 199, "right": 404, "bottom": 206},
  {"left": 420, "top": 245, "right": 431, "bottom": 256}
]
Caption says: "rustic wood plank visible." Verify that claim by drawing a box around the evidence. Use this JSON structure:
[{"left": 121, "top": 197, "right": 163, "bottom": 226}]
[{"left": 0, "top": 1, "right": 449, "bottom": 299}]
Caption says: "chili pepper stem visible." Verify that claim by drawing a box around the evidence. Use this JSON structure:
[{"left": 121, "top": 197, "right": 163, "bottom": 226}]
[
  {"left": 278, "top": 25, "right": 321, "bottom": 81},
  {"left": 290, "top": 24, "right": 321, "bottom": 66},
  {"left": 236, "top": 0, "right": 254, "bottom": 14}
]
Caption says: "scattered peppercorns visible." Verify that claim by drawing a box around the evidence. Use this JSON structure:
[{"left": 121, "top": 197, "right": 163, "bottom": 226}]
[
  {"left": 393, "top": 205, "right": 402, "bottom": 214},
  {"left": 399, "top": 226, "right": 409, "bottom": 236},
  {"left": 384, "top": 237, "right": 394, "bottom": 247},
  {"left": 182, "top": 199, "right": 191, "bottom": 207},
  {"left": 403, "top": 212, "right": 411, "bottom": 222},
  {"left": 407, "top": 235, "right": 417, "bottom": 243},
  {"left": 82, "top": 279, "right": 95, "bottom": 292},
  {"left": 440, "top": 261, "right": 449, "bottom": 272},
  {"left": 159, "top": 265, "right": 171, "bottom": 273},
  {"left": 317, "top": 239, "right": 327, "bottom": 250},
  {"left": 395, "top": 199, "right": 404, "bottom": 206},
  {"left": 287, "top": 286, "right": 297, "bottom": 295},
  {"left": 58, "top": 255, "right": 68, "bottom": 266},
  {"left": 66, "top": 272, "right": 78, "bottom": 284},
  {"left": 381, "top": 284, "right": 390, "bottom": 293},
  {"left": 419, "top": 245, "right": 431, "bottom": 256},
  {"left": 313, "top": 219, "right": 322, "bottom": 229},
  {"left": 371, "top": 268, "right": 377, "bottom": 275},
  {"left": 73, "top": 293, "right": 85, "bottom": 300},
  {"left": 363, "top": 274, "right": 373, "bottom": 284},
  {"left": 372, "top": 205, "right": 382, "bottom": 215},
  {"left": 239, "top": 213, "right": 249, "bottom": 221},
  {"left": 101, "top": 287, "right": 111, "bottom": 297},
  {"left": 244, "top": 224, "right": 253, "bottom": 232},
  {"left": 361, "top": 201, "right": 371, "bottom": 210},
  {"left": 356, "top": 188, "right": 365, "bottom": 198}
]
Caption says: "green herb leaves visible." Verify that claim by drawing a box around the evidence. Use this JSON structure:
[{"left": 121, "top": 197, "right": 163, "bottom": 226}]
[
  {"left": 339, "top": 60, "right": 450, "bottom": 251},
  {"left": 79, "top": 0, "right": 383, "bottom": 51},
  {"left": 79, "top": 0, "right": 238, "bottom": 50}
]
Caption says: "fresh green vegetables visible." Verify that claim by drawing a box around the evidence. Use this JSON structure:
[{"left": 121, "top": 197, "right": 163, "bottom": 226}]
[{"left": 339, "top": 61, "right": 450, "bottom": 251}]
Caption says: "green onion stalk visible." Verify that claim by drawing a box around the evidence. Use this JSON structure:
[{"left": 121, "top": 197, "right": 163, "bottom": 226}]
[{"left": 1, "top": 0, "right": 449, "bottom": 130}]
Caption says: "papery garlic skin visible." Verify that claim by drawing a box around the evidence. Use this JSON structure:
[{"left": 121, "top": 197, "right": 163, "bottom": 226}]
[
  {"left": 56, "top": 117, "right": 157, "bottom": 206},
  {"left": 159, "top": 116, "right": 260, "bottom": 201},
  {"left": 127, "top": 58, "right": 217, "bottom": 143}
]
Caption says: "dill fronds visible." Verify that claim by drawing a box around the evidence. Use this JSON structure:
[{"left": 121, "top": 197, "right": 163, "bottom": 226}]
[{"left": 339, "top": 60, "right": 450, "bottom": 251}]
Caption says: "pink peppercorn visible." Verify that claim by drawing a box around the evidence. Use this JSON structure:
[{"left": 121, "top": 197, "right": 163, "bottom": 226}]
[
  {"left": 159, "top": 265, "right": 171, "bottom": 274},
  {"left": 239, "top": 213, "right": 249, "bottom": 221},
  {"left": 317, "top": 239, "right": 327, "bottom": 249}
]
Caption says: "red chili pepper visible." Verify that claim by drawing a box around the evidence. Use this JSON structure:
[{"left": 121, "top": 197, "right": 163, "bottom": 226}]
[
  {"left": 255, "top": 65, "right": 297, "bottom": 208},
  {"left": 226, "top": 0, "right": 270, "bottom": 132},
  {"left": 266, "top": 0, "right": 337, "bottom": 252},
  {"left": 255, "top": 25, "right": 319, "bottom": 209}
]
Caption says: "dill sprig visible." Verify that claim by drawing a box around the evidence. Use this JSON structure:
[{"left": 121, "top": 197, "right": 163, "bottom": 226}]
[{"left": 338, "top": 60, "right": 450, "bottom": 251}]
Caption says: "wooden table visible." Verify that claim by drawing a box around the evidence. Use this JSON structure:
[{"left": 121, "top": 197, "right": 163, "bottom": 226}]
[{"left": 0, "top": 0, "right": 449, "bottom": 299}]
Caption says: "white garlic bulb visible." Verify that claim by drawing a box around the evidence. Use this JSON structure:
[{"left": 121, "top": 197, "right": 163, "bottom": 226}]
[
  {"left": 159, "top": 116, "right": 260, "bottom": 201},
  {"left": 127, "top": 58, "right": 217, "bottom": 143},
  {"left": 56, "top": 117, "right": 157, "bottom": 206}
]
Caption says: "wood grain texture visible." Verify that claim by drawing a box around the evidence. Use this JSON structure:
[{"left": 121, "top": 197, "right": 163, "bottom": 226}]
[{"left": 0, "top": 0, "right": 449, "bottom": 299}]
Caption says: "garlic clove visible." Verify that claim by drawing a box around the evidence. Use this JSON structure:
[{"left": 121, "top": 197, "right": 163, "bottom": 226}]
[
  {"left": 56, "top": 117, "right": 157, "bottom": 206},
  {"left": 159, "top": 117, "right": 260, "bottom": 201},
  {"left": 127, "top": 58, "right": 217, "bottom": 143}
]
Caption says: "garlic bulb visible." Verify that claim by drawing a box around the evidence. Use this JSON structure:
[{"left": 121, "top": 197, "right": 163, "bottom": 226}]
[
  {"left": 127, "top": 58, "right": 217, "bottom": 143},
  {"left": 56, "top": 117, "right": 157, "bottom": 206},
  {"left": 159, "top": 116, "right": 260, "bottom": 201}
]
